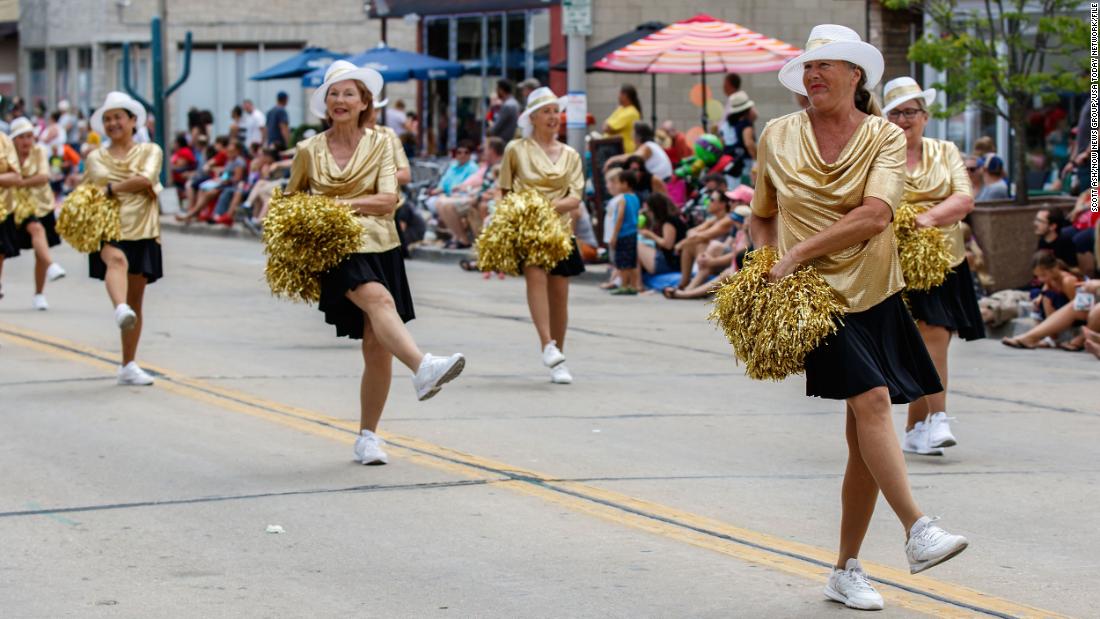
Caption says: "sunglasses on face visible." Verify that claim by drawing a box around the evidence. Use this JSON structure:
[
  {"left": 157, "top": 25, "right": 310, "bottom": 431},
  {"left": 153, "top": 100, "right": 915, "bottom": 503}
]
[
  {"left": 887, "top": 109, "right": 924, "bottom": 120},
  {"left": 966, "top": 166, "right": 979, "bottom": 172}
]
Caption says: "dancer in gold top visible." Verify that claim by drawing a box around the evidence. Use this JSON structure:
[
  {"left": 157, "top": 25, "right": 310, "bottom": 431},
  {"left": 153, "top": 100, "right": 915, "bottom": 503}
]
[
  {"left": 753, "top": 25, "right": 968, "bottom": 611},
  {"left": 287, "top": 60, "right": 464, "bottom": 465},
  {"left": 84, "top": 91, "right": 164, "bottom": 386},
  {"left": 0, "top": 129, "right": 20, "bottom": 300},
  {"left": 881, "top": 77, "right": 982, "bottom": 457},
  {"left": 499, "top": 87, "right": 585, "bottom": 384},
  {"left": 4, "top": 118, "right": 67, "bottom": 310}
]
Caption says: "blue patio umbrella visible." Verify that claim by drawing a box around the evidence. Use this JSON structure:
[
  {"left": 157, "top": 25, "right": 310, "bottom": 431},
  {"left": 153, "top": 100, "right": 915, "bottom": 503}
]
[
  {"left": 301, "top": 44, "right": 464, "bottom": 87},
  {"left": 250, "top": 47, "right": 346, "bottom": 81}
]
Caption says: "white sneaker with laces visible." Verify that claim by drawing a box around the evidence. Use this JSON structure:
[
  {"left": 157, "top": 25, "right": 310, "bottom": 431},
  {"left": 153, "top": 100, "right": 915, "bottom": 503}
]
[
  {"left": 902, "top": 421, "right": 944, "bottom": 456},
  {"left": 550, "top": 364, "right": 573, "bottom": 384},
  {"left": 824, "top": 558, "right": 884, "bottom": 611},
  {"left": 46, "top": 262, "right": 66, "bottom": 281},
  {"left": 906, "top": 516, "right": 968, "bottom": 574},
  {"left": 117, "top": 361, "right": 154, "bottom": 386},
  {"left": 541, "top": 341, "right": 565, "bottom": 368},
  {"left": 926, "top": 412, "right": 957, "bottom": 448},
  {"left": 412, "top": 353, "right": 465, "bottom": 401},
  {"left": 353, "top": 429, "right": 388, "bottom": 465},
  {"left": 32, "top": 294, "right": 48, "bottom": 311},
  {"left": 114, "top": 304, "right": 137, "bottom": 331}
]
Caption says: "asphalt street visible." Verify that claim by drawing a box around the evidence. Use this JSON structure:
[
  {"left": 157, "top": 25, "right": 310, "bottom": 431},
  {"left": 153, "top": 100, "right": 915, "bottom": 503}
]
[{"left": 0, "top": 229, "right": 1095, "bottom": 618}]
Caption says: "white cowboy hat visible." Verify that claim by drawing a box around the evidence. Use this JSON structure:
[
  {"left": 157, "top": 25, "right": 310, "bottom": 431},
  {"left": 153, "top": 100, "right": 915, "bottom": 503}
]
[
  {"left": 376, "top": 98, "right": 389, "bottom": 108},
  {"left": 309, "top": 59, "right": 384, "bottom": 119},
  {"left": 881, "top": 76, "right": 937, "bottom": 115},
  {"left": 517, "top": 87, "right": 561, "bottom": 137},
  {"left": 8, "top": 117, "right": 35, "bottom": 139},
  {"left": 777, "top": 24, "right": 884, "bottom": 96},
  {"left": 91, "top": 91, "right": 147, "bottom": 137}
]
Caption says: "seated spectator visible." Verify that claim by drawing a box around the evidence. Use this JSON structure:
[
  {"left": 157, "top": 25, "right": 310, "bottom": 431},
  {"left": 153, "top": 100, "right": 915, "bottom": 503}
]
[
  {"left": 659, "top": 120, "right": 694, "bottom": 165},
  {"left": 170, "top": 133, "right": 197, "bottom": 193},
  {"left": 181, "top": 135, "right": 228, "bottom": 218},
  {"left": 1004, "top": 279, "right": 1100, "bottom": 350},
  {"left": 975, "top": 155, "right": 1009, "bottom": 201},
  {"left": 664, "top": 188, "right": 753, "bottom": 299},
  {"left": 436, "top": 137, "right": 505, "bottom": 248},
  {"left": 638, "top": 192, "right": 687, "bottom": 276},
  {"left": 667, "top": 185, "right": 747, "bottom": 292},
  {"left": 964, "top": 155, "right": 984, "bottom": 199},
  {"left": 972, "top": 135, "right": 995, "bottom": 161},
  {"left": 683, "top": 173, "right": 729, "bottom": 228},
  {"left": 1064, "top": 189, "right": 1099, "bottom": 276},
  {"left": 1035, "top": 209, "right": 1078, "bottom": 268},
  {"left": 624, "top": 154, "right": 667, "bottom": 201},
  {"left": 1028, "top": 251, "right": 1081, "bottom": 321},
  {"left": 210, "top": 141, "right": 251, "bottom": 225},
  {"left": 177, "top": 139, "right": 246, "bottom": 223},
  {"left": 603, "top": 122, "right": 673, "bottom": 183},
  {"left": 425, "top": 140, "right": 479, "bottom": 215},
  {"left": 240, "top": 149, "right": 293, "bottom": 232}
]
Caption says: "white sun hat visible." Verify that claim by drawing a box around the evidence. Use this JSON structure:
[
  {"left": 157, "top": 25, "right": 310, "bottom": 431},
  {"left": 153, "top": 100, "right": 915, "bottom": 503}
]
[
  {"left": 91, "top": 91, "right": 147, "bottom": 136},
  {"left": 517, "top": 87, "right": 561, "bottom": 137},
  {"left": 881, "top": 76, "right": 937, "bottom": 115},
  {"left": 8, "top": 117, "right": 35, "bottom": 139},
  {"left": 777, "top": 24, "right": 884, "bottom": 96},
  {"left": 308, "top": 59, "right": 384, "bottom": 119}
]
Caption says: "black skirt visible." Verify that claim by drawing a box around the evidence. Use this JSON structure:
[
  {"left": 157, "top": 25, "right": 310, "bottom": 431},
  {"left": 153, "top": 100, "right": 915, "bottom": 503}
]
[
  {"left": 805, "top": 293, "right": 943, "bottom": 404},
  {"left": 548, "top": 237, "right": 586, "bottom": 278},
  {"left": 17, "top": 212, "right": 62, "bottom": 250},
  {"left": 907, "top": 260, "right": 986, "bottom": 341},
  {"left": 319, "top": 248, "right": 415, "bottom": 340},
  {"left": 89, "top": 239, "right": 164, "bottom": 284},
  {"left": 0, "top": 214, "right": 20, "bottom": 258}
]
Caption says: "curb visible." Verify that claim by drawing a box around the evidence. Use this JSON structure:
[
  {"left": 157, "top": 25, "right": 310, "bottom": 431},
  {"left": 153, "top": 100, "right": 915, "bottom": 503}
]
[{"left": 158, "top": 214, "right": 610, "bottom": 282}]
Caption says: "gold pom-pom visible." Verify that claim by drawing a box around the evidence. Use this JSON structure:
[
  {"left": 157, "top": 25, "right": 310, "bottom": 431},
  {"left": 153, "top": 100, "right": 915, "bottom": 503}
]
[
  {"left": 56, "top": 183, "right": 121, "bottom": 253},
  {"left": 894, "top": 202, "right": 952, "bottom": 291},
  {"left": 11, "top": 188, "right": 36, "bottom": 226},
  {"left": 708, "top": 247, "right": 846, "bottom": 381},
  {"left": 261, "top": 189, "right": 363, "bottom": 303},
  {"left": 474, "top": 189, "right": 573, "bottom": 275}
]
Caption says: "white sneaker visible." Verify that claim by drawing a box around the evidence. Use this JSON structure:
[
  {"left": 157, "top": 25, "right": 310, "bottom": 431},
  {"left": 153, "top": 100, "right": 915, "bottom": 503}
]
[
  {"left": 824, "top": 558, "right": 884, "bottom": 611},
  {"left": 32, "top": 294, "right": 48, "bottom": 311},
  {"left": 542, "top": 341, "right": 565, "bottom": 368},
  {"left": 412, "top": 352, "right": 466, "bottom": 401},
  {"left": 353, "top": 429, "right": 388, "bottom": 465},
  {"left": 46, "top": 262, "right": 66, "bottom": 281},
  {"left": 117, "top": 361, "right": 154, "bottom": 386},
  {"left": 902, "top": 421, "right": 944, "bottom": 456},
  {"left": 906, "top": 516, "right": 969, "bottom": 574},
  {"left": 550, "top": 364, "right": 573, "bottom": 384},
  {"left": 114, "top": 304, "right": 137, "bottom": 331},
  {"left": 926, "top": 412, "right": 957, "bottom": 448}
]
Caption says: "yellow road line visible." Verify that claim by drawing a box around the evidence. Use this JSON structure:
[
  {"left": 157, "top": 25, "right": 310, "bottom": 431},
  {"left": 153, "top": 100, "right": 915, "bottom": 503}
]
[{"left": 0, "top": 323, "right": 1068, "bottom": 619}]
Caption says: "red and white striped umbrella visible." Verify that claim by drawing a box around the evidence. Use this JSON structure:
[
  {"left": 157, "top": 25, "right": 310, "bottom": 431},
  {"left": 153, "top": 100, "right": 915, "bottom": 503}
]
[{"left": 593, "top": 14, "right": 802, "bottom": 74}]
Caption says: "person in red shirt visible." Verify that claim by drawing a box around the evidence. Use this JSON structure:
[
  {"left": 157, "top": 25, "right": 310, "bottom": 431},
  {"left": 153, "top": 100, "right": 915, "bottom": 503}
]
[
  {"left": 660, "top": 120, "right": 693, "bottom": 164},
  {"left": 169, "top": 133, "right": 197, "bottom": 188}
]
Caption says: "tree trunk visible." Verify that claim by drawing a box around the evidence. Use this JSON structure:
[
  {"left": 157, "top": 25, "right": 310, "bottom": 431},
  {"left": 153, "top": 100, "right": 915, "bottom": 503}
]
[{"left": 1011, "top": 103, "right": 1029, "bottom": 205}]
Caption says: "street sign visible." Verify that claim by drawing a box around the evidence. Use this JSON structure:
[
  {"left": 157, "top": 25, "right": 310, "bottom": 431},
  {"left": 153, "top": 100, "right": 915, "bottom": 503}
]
[{"left": 562, "top": 0, "right": 592, "bottom": 37}]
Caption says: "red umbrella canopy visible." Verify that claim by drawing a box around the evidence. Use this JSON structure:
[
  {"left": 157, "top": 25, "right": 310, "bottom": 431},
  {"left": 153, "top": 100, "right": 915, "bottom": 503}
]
[{"left": 593, "top": 14, "right": 802, "bottom": 74}]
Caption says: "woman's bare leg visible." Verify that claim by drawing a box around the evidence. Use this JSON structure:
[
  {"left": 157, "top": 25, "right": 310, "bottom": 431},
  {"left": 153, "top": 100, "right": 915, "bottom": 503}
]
[
  {"left": 548, "top": 274, "right": 570, "bottom": 351},
  {"left": 524, "top": 266, "right": 553, "bottom": 348},
  {"left": 346, "top": 282, "right": 423, "bottom": 372},
  {"left": 907, "top": 322, "right": 951, "bottom": 429},
  {"left": 848, "top": 387, "right": 923, "bottom": 532},
  {"left": 359, "top": 317, "right": 394, "bottom": 432},
  {"left": 27, "top": 222, "right": 51, "bottom": 294},
  {"left": 121, "top": 274, "right": 146, "bottom": 365},
  {"left": 837, "top": 403, "right": 880, "bottom": 566},
  {"left": 99, "top": 244, "right": 130, "bottom": 307}
]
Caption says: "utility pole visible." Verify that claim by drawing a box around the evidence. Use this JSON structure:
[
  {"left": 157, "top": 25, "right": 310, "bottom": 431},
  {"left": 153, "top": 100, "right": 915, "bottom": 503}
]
[{"left": 562, "top": 0, "right": 590, "bottom": 154}]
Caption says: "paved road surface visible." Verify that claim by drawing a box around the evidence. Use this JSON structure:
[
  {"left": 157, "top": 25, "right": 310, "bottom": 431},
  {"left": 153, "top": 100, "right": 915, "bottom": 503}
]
[{"left": 0, "top": 231, "right": 1094, "bottom": 617}]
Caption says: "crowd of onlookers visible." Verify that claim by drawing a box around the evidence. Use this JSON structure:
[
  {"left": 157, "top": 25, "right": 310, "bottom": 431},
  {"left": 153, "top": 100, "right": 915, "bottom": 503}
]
[{"left": 6, "top": 74, "right": 1096, "bottom": 359}]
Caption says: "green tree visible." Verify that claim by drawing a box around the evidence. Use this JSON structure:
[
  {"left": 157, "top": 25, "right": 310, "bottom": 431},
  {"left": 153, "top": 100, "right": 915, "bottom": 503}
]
[{"left": 884, "top": 0, "right": 1089, "bottom": 204}]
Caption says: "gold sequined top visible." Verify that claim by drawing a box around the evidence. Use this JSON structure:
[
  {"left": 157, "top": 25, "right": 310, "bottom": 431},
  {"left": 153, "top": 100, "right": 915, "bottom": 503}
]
[
  {"left": 377, "top": 125, "right": 409, "bottom": 208},
  {"left": 901, "top": 138, "right": 972, "bottom": 267},
  {"left": 0, "top": 133, "right": 16, "bottom": 218},
  {"left": 286, "top": 128, "right": 400, "bottom": 254},
  {"left": 499, "top": 137, "right": 584, "bottom": 225},
  {"left": 84, "top": 143, "right": 164, "bottom": 241},
  {"left": 17, "top": 145, "right": 55, "bottom": 217},
  {"left": 752, "top": 111, "right": 906, "bottom": 312}
]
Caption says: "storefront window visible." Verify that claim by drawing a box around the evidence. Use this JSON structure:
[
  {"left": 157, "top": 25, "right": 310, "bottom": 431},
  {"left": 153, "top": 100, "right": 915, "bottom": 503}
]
[
  {"left": 78, "top": 48, "right": 93, "bottom": 115},
  {"left": 55, "top": 49, "right": 70, "bottom": 103},
  {"left": 29, "top": 50, "right": 47, "bottom": 107}
]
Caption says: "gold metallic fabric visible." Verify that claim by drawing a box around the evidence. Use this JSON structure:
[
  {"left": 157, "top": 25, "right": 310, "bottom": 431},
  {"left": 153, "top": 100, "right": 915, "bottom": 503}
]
[
  {"left": 84, "top": 143, "right": 163, "bottom": 241},
  {"left": 286, "top": 128, "right": 399, "bottom": 254},
  {"left": 0, "top": 133, "right": 15, "bottom": 218},
  {"left": 16, "top": 145, "right": 55, "bottom": 218},
  {"left": 751, "top": 111, "right": 906, "bottom": 312},
  {"left": 900, "top": 138, "right": 971, "bottom": 267},
  {"left": 498, "top": 137, "right": 584, "bottom": 227}
]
